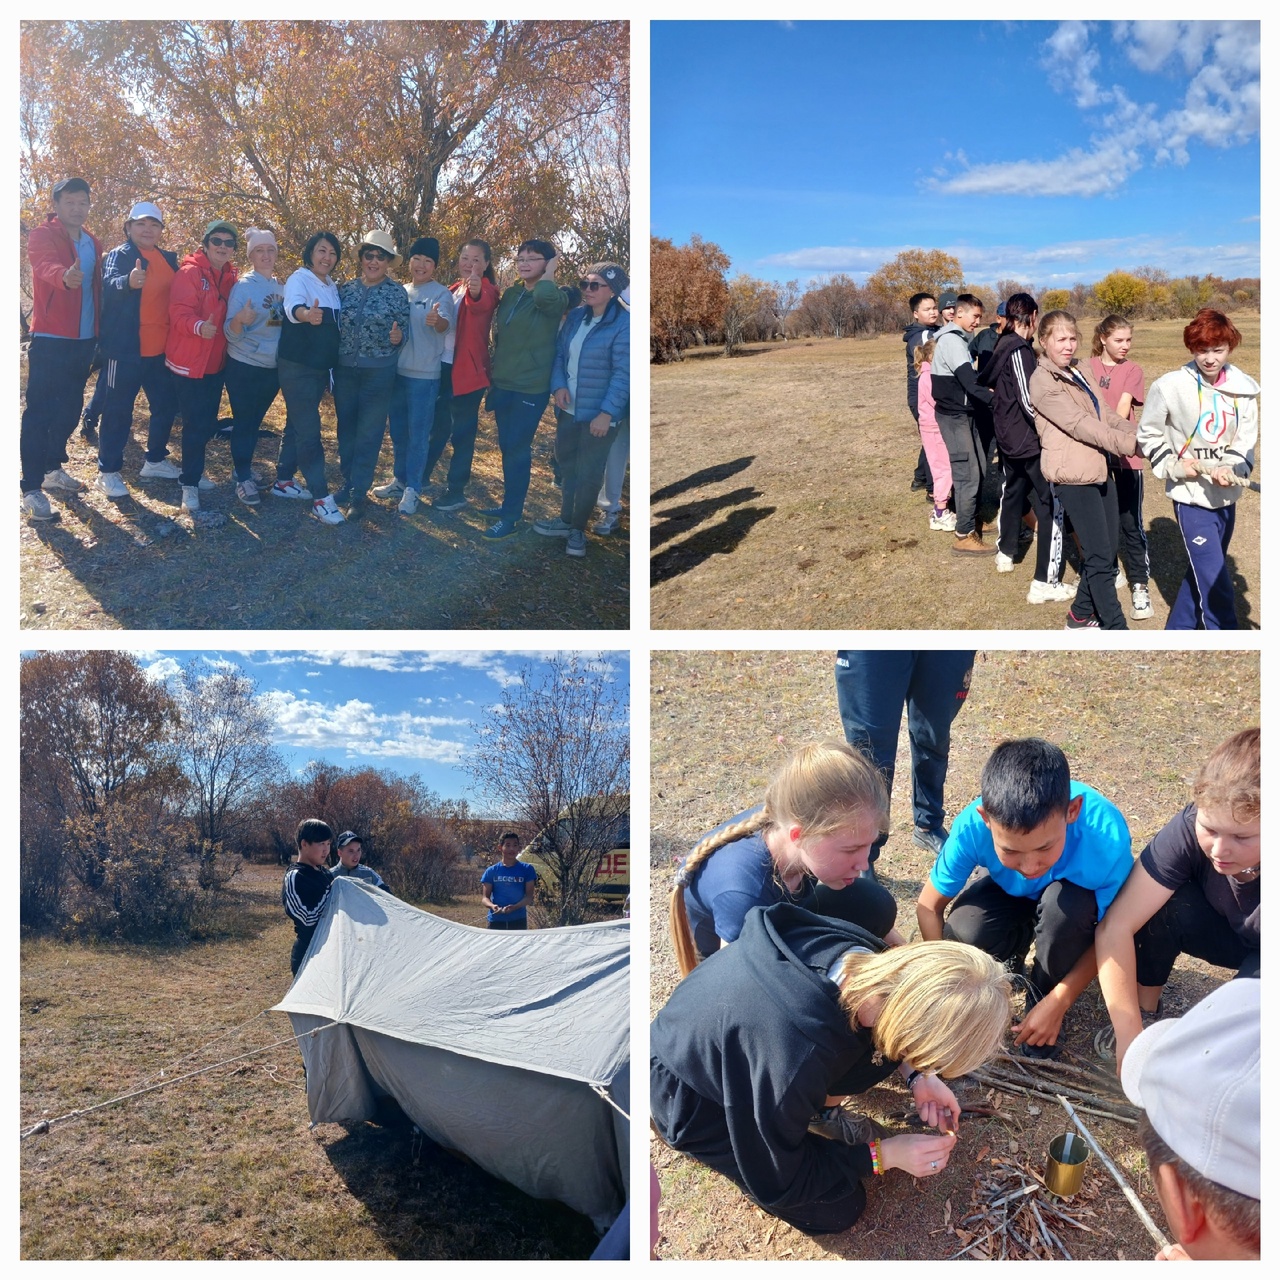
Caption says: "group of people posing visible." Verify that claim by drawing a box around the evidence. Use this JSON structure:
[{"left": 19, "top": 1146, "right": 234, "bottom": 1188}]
[
  {"left": 23, "top": 177, "right": 630, "bottom": 556},
  {"left": 655, "top": 723, "right": 1259, "bottom": 1258},
  {"left": 903, "top": 289, "right": 1259, "bottom": 629}
]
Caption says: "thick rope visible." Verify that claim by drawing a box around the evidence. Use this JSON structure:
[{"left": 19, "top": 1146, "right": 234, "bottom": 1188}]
[
  {"left": 590, "top": 1082, "right": 630, "bottom": 1121},
  {"left": 20, "top": 1019, "right": 341, "bottom": 1141}
]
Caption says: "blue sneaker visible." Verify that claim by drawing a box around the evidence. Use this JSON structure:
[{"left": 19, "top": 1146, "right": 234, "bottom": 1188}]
[
  {"left": 478, "top": 505, "right": 504, "bottom": 517},
  {"left": 482, "top": 518, "right": 522, "bottom": 540}
]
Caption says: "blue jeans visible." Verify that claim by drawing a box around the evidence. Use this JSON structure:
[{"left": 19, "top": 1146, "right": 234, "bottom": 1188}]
[
  {"left": 834, "top": 650, "right": 976, "bottom": 863},
  {"left": 1168, "top": 501, "right": 1237, "bottom": 630},
  {"left": 222, "top": 358, "right": 279, "bottom": 482},
  {"left": 176, "top": 371, "right": 228, "bottom": 486},
  {"left": 333, "top": 363, "right": 398, "bottom": 498},
  {"left": 387, "top": 373, "right": 440, "bottom": 490},
  {"left": 99, "top": 353, "right": 178, "bottom": 473},
  {"left": 21, "top": 335, "right": 95, "bottom": 491},
  {"left": 430, "top": 384, "right": 485, "bottom": 495},
  {"left": 276, "top": 358, "right": 331, "bottom": 496},
  {"left": 490, "top": 385, "right": 550, "bottom": 520}
]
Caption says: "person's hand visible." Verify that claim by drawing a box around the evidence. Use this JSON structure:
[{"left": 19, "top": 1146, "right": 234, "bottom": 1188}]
[
  {"left": 1155, "top": 1243, "right": 1191, "bottom": 1261},
  {"left": 197, "top": 320, "right": 217, "bottom": 339},
  {"left": 545, "top": 253, "right": 558, "bottom": 280},
  {"left": 879, "top": 1132, "right": 957, "bottom": 1178},
  {"left": 590, "top": 411, "right": 611, "bottom": 438},
  {"left": 390, "top": 320, "right": 403, "bottom": 346},
  {"left": 1180, "top": 455, "right": 1201, "bottom": 478},
  {"left": 129, "top": 261, "right": 147, "bottom": 289},
  {"left": 301, "top": 297, "right": 323, "bottom": 325},
  {"left": 467, "top": 268, "right": 483, "bottom": 298},
  {"left": 910, "top": 1074, "right": 961, "bottom": 1135},
  {"left": 1210, "top": 465, "right": 1236, "bottom": 487},
  {"left": 553, "top": 388, "right": 572, "bottom": 412},
  {"left": 1013, "top": 991, "right": 1067, "bottom": 1048},
  {"left": 63, "top": 263, "right": 85, "bottom": 289},
  {"left": 426, "top": 301, "right": 444, "bottom": 331},
  {"left": 235, "top": 297, "right": 257, "bottom": 327}
]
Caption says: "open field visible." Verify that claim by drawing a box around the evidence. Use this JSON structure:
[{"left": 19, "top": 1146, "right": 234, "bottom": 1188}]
[
  {"left": 651, "top": 316, "right": 1260, "bottom": 630},
  {"left": 19, "top": 367, "right": 629, "bottom": 631},
  {"left": 650, "top": 648, "right": 1259, "bottom": 1261},
  {"left": 21, "top": 864, "right": 604, "bottom": 1260}
]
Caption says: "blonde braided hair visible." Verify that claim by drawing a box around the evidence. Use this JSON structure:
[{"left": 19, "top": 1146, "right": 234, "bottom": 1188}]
[{"left": 669, "top": 741, "right": 888, "bottom": 979}]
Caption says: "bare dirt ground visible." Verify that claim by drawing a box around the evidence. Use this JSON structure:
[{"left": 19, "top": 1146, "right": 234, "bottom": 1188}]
[
  {"left": 18, "top": 366, "right": 629, "bottom": 631},
  {"left": 650, "top": 316, "right": 1260, "bottom": 630},
  {"left": 20, "top": 866, "right": 601, "bottom": 1260},
  {"left": 649, "top": 648, "right": 1259, "bottom": 1261}
]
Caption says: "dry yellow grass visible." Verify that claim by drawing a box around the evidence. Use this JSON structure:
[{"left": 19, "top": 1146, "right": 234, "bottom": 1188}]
[
  {"left": 651, "top": 315, "right": 1260, "bottom": 630},
  {"left": 650, "top": 649, "right": 1260, "bottom": 1261}
]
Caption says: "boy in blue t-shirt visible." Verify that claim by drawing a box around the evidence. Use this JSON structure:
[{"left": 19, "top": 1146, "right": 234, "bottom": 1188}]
[
  {"left": 480, "top": 832, "right": 539, "bottom": 930},
  {"left": 915, "top": 738, "right": 1133, "bottom": 1059}
]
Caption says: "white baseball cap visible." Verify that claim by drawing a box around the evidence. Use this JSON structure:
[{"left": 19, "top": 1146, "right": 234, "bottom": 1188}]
[
  {"left": 126, "top": 201, "right": 164, "bottom": 225},
  {"left": 1121, "top": 978, "right": 1259, "bottom": 1200}
]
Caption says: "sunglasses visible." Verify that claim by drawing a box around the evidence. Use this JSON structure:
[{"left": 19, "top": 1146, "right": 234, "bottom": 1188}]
[
  {"left": 207, "top": 236, "right": 236, "bottom": 248},
  {"left": 361, "top": 248, "right": 391, "bottom": 260},
  {"left": 580, "top": 280, "right": 609, "bottom": 292}
]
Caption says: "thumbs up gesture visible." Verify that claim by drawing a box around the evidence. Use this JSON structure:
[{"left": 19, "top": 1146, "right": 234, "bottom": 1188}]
[
  {"left": 129, "top": 261, "right": 147, "bottom": 289},
  {"left": 303, "top": 297, "right": 323, "bottom": 325},
  {"left": 389, "top": 320, "right": 403, "bottom": 346},
  {"left": 426, "top": 301, "right": 444, "bottom": 331},
  {"left": 63, "top": 262, "right": 85, "bottom": 289},
  {"left": 235, "top": 297, "right": 257, "bottom": 327}
]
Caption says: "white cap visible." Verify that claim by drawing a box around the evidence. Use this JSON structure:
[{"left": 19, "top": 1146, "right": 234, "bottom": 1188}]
[
  {"left": 126, "top": 201, "right": 164, "bottom": 225},
  {"left": 1121, "top": 979, "right": 1259, "bottom": 1199}
]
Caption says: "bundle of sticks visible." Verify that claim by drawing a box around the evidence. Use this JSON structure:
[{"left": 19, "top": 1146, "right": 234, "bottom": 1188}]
[
  {"left": 941, "top": 1155, "right": 1106, "bottom": 1260},
  {"left": 966, "top": 1050, "right": 1138, "bottom": 1125}
]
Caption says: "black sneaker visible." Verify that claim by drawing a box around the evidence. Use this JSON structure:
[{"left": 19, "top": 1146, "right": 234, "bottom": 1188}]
[
  {"left": 911, "top": 477, "right": 929, "bottom": 491},
  {"left": 1094, "top": 1000, "right": 1164, "bottom": 1062},
  {"left": 808, "top": 1106, "right": 888, "bottom": 1145},
  {"left": 1064, "top": 610, "right": 1101, "bottom": 630},
  {"left": 912, "top": 826, "right": 948, "bottom": 857},
  {"left": 433, "top": 491, "right": 468, "bottom": 512},
  {"left": 80, "top": 410, "right": 99, "bottom": 444}
]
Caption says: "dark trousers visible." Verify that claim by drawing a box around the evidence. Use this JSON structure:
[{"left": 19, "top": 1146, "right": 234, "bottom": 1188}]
[
  {"left": 290, "top": 933, "right": 312, "bottom": 976},
  {"left": 487, "top": 916, "right": 528, "bottom": 931},
  {"left": 997, "top": 453, "right": 1065, "bottom": 583},
  {"left": 1114, "top": 468, "right": 1149, "bottom": 586},
  {"left": 944, "top": 874, "right": 1098, "bottom": 1003},
  {"left": 555, "top": 409, "right": 619, "bottom": 530},
  {"left": 21, "top": 335, "right": 96, "bottom": 492},
  {"left": 422, "top": 360, "right": 455, "bottom": 484},
  {"left": 835, "top": 650, "right": 975, "bottom": 863},
  {"left": 333, "top": 362, "right": 398, "bottom": 497},
  {"left": 176, "top": 371, "right": 228, "bottom": 486},
  {"left": 84, "top": 367, "right": 107, "bottom": 424},
  {"left": 1056, "top": 477, "right": 1126, "bottom": 629},
  {"left": 650, "top": 1058, "right": 871, "bottom": 1235},
  {"left": 427, "top": 384, "right": 485, "bottom": 496},
  {"left": 935, "top": 410, "right": 984, "bottom": 535},
  {"left": 491, "top": 385, "right": 551, "bottom": 520},
  {"left": 99, "top": 353, "right": 179, "bottom": 472},
  {"left": 1134, "top": 881, "right": 1259, "bottom": 987},
  {"left": 1169, "top": 501, "right": 1237, "bottom": 630},
  {"left": 222, "top": 358, "right": 279, "bottom": 482},
  {"left": 276, "top": 357, "right": 331, "bottom": 496},
  {"left": 809, "top": 878, "right": 899, "bottom": 940}
]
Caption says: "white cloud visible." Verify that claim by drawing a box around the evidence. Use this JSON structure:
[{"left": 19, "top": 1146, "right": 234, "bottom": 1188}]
[
  {"left": 305, "top": 671, "right": 321, "bottom": 678},
  {"left": 142, "top": 656, "right": 181, "bottom": 682},
  {"left": 933, "top": 21, "right": 1258, "bottom": 198},
  {"left": 263, "top": 691, "right": 471, "bottom": 762}
]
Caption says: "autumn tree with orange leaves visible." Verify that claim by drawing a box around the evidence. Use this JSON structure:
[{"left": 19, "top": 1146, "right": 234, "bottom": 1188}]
[
  {"left": 20, "top": 20, "right": 628, "bottom": 287},
  {"left": 651, "top": 234, "right": 730, "bottom": 362}
]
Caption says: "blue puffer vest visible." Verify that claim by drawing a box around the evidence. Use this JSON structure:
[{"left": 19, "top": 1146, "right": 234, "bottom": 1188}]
[{"left": 549, "top": 299, "right": 630, "bottom": 422}]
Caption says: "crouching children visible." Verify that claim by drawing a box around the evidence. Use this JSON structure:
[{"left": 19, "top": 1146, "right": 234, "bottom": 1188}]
[{"left": 914, "top": 738, "right": 1133, "bottom": 1058}]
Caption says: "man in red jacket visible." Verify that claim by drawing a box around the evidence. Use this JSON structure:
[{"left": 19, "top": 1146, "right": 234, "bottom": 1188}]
[{"left": 22, "top": 177, "right": 102, "bottom": 521}]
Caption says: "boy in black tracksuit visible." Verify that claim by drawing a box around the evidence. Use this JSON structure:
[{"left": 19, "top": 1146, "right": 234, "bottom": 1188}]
[
  {"left": 903, "top": 293, "right": 940, "bottom": 494},
  {"left": 282, "top": 818, "right": 335, "bottom": 976},
  {"left": 651, "top": 905, "right": 898, "bottom": 1233}
]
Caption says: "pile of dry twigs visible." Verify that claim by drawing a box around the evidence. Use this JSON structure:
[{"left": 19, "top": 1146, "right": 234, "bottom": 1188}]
[{"left": 967, "top": 1049, "right": 1138, "bottom": 1125}]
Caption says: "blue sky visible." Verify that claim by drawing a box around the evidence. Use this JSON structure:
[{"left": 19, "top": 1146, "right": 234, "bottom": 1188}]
[
  {"left": 133, "top": 650, "right": 630, "bottom": 808},
  {"left": 652, "top": 20, "right": 1260, "bottom": 288}
]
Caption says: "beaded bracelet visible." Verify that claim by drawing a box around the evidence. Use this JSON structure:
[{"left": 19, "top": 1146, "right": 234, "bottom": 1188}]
[{"left": 869, "top": 1139, "right": 883, "bottom": 1176}]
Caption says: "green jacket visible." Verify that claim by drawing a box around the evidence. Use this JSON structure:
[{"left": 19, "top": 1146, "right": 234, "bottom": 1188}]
[{"left": 491, "top": 279, "right": 567, "bottom": 394}]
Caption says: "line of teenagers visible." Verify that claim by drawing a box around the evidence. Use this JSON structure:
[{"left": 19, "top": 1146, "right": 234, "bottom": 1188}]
[
  {"left": 22, "top": 178, "right": 631, "bottom": 557},
  {"left": 903, "top": 290, "right": 1259, "bottom": 630}
]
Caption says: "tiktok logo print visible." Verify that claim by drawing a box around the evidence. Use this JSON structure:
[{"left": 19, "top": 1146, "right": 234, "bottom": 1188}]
[{"left": 1191, "top": 378, "right": 1238, "bottom": 463}]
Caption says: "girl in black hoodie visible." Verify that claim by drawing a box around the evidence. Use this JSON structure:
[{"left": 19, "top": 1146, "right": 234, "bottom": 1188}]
[
  {"left": 979, "top": 293, "right": 1073, "bottom": 606},
  {"left": 651, "top": 903, "right": 1011, "bottom": 1234}
]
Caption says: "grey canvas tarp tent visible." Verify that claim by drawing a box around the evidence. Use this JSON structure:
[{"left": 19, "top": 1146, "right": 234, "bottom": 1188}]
[{"left": 272, "top": 877, "right": 629, "bottom": 1231}]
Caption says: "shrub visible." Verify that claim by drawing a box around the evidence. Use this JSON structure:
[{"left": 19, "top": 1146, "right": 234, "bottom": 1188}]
[
  {"left": 1094, "top": 271, "right": 1148, "bottom": 317},
  {"left": 1039, "top": 289, "right": 1071, "bottom": 312}
]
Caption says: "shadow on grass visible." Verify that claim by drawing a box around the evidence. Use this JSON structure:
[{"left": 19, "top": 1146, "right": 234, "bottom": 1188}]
[
  {"left": 1147, "top": 515, "right": 1256, "bottom": 630},
  {"left": 321, "top": 1106, "right": 600, "bottom": 1260},
  {"left": 652, "top": 456, "right": 755, "bottom": 504},
  {"left": 650, "top": 487, "right": 764, "bottom": 550},
  {"left": 650, "top": 506, "right": 777, "bottom": 588}
]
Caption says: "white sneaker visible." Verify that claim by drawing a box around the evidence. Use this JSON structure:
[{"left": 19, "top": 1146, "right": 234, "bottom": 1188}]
[
  {"left": 139, "top": 458, "right": 181, "bottom": 480},
  {"left": 270, "top": 479, "right": 312, "bottom": 500},
  {"left": 397, "top": 487, "right": 420, "bottom": 514},
  {"left": 928, "top": 509, "right": 957, "bottom": 532},
  {"left": 22, "top": 490, "right": 56, "bottom": 520},
  {"left": 1027, "top": 578, "right": 1076, "bottom": 604},
  {"left": 995, "top": 552, "right": 1015, "bottom": 573},
  {"left": 1131, "top": 583, "right": 1154, "bottom": 620},
  {"left": 95, "top": 471, "right": 128, "bottom": 499},
  {"left": 310, "top": 494, "right": 345, "bottom": 525},
  {"left": 42, "top": 467, "right": 85, "bottom": 493},
  {"left": 593, "top": 512, "right": 620, "bottom": 535},
  {"left": 372, "top": 479, "right": 405, "bottom": 499},
  {"left": 198, "top": 473, "right": 216, "bottom": 492},
  {"left": 1115, "top": 564, "right": 1128, "bottom": 591},
  {"left": 235, "top": 478, "right": 260, "bottom": 506},
  {"left": 180, "top": 485, "right": 200, "bottom": 513}
]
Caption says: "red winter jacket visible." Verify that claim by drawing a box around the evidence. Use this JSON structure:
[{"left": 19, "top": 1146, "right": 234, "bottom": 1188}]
[
  {"left": 448, "top": 276, "right": 499, "bottom": 395},
  {"left": 165, "top": 250, "right": 238, "bottom": 379},
  {"left": 27, "top": 214, "right": 102, "bottom": 339}
]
